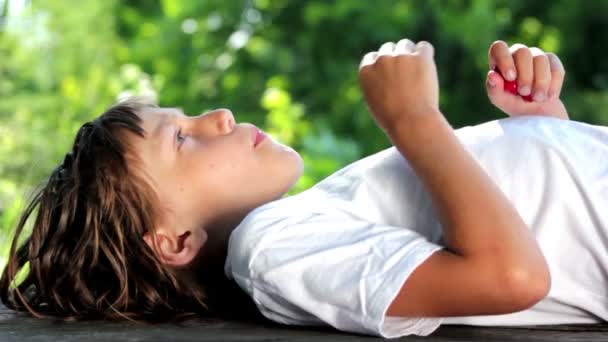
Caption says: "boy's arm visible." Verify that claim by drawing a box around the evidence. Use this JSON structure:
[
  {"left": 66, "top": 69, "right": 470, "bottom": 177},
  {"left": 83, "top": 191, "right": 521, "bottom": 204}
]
[
  {"left": 359, "top": 39, "right": 550, "bottom": 317},
  {"left": 486, "top": 40, "right": 569, "bottom": 120},
  {"left": 386, "top": 114, "right": 550, "bottom": 316}
]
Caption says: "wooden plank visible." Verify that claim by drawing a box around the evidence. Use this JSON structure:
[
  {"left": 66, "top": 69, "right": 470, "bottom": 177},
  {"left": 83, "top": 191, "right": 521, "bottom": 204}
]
[{"left": 1, "top": 304, "right": 606, "bottom": 341}]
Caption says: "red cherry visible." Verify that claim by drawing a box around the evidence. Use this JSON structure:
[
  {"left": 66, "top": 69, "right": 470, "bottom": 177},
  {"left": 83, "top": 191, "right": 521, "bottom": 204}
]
[
  {"left": 492, "top": 67, "right": 533, "bottom": 102},
  {"left": 504, "top": 79, "right": 519, "bottom": 95}
]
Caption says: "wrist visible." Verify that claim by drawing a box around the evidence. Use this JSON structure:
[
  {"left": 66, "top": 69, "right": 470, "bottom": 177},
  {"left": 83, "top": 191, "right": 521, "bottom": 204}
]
[
  {"left": 553, "top": 100, "right": 570, "bottom": 120},
  {"left": 386, "top": 110, "right": 449, "bottom": 146}
]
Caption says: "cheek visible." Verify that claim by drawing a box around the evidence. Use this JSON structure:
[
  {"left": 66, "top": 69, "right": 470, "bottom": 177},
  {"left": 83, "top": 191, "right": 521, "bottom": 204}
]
[
  {"left": 192, "top": 156, "right": 241, "bottom": 192},
  {"left": 209, "top": 158, "right": 240, "bottom": 176}
]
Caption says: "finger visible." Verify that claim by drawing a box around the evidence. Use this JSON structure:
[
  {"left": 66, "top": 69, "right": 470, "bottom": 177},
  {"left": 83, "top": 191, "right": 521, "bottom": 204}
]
[
  {"left": 378, "top": 41, "right": 396, "bottom": 56},
  {"left": 486, "top": 70, "right": 519, "bottom": 111},
  {"left": 414, "top": 41, "right": 434, "bottom": 59},
  {"left": 359, "top": 51, "right": 379, "bottom": 70},
  {"left": 486, "top": 69, "right": 506, "bottom": 97},
  {"left": 530, "top": 48, "right": 551, "bottom": 102},
  {"left": 489, "top": 40, "right": 516, "bottom": 81},
  {"left": 395, "top": 38, "right": 415, "bottom": 55},
  {"left": 547, "top": 52, "right": 565, "bottom": 99},
  {"left": 510, "top": 44, "right": 533, "bottom": 96}
]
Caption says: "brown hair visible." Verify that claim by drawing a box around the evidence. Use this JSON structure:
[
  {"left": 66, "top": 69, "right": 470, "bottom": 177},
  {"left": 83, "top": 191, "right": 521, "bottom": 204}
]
[{"left": 0, "top": 98, "right": 262, "bottom": 322}]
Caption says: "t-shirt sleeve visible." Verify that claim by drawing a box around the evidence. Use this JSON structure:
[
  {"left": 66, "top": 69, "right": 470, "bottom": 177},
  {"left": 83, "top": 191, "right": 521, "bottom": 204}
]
[{"left": 227, "top": 212, "right": 445, "bottom": 338}]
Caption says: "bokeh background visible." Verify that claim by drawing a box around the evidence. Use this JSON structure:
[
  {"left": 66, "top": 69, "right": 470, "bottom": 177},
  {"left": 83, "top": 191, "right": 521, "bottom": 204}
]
[{"left": 1, "top": 0, "right": 607, "bottom": 270}]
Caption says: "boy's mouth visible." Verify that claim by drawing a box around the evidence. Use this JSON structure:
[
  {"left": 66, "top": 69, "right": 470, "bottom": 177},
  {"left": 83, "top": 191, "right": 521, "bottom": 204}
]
[{"left": 253, "top": 126, "right": 267, "bottom": 147}]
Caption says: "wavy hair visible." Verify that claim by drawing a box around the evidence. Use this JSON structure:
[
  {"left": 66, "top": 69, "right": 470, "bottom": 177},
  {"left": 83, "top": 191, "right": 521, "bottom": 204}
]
[{"left": 0, "top": 98, "right": 261, "bottom": 322}]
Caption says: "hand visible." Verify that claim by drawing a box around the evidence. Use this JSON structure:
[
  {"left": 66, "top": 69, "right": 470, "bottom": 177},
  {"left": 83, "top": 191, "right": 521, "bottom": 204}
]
[
  {"left": 359, "top": 39, "right": 441, "bottom": 133},
  {"left": 486, "top": 41, "right": 569, "bottom": 119}
]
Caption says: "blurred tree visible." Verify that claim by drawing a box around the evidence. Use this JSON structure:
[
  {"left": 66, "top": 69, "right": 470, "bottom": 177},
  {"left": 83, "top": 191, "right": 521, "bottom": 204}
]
[{"left": 1, "top": 0, "right": 607, "bottom": 269}]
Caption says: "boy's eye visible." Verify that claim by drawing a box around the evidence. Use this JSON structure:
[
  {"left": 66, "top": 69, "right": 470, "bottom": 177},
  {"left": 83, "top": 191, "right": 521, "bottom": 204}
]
[{"left": 176, "top": 129, "right": 186, "bottom": 145}]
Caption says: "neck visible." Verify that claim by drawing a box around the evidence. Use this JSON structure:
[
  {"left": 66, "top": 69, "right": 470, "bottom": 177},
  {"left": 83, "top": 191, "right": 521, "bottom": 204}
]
[{"left": 196, "top": 206, "right": 253, "bottom": 271}]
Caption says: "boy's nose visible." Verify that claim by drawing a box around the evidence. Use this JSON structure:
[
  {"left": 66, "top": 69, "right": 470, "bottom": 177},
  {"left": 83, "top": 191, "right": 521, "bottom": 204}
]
[{"left": 206, "top": 108, "right": 235, "bottom": 134}]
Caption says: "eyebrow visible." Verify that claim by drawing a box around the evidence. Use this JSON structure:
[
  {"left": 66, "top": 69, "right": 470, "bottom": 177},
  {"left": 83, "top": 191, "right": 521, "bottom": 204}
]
[{"left": 151, "top": 109, "right": 183, "bottom": 155}]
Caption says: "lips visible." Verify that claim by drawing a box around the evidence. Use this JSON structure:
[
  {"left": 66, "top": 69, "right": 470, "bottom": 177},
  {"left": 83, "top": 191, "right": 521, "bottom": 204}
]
[{"left": 253, "top": 126, "right": 267, "bottom": 147}]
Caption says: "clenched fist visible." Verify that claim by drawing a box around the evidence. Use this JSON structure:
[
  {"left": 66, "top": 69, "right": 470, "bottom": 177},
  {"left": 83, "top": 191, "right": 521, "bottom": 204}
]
[
  {"left": 359, "top": 39, "right": 442, "bottom": 134},
  {"left": 486, "top": 40, "right": 569, "bottom": 119}
]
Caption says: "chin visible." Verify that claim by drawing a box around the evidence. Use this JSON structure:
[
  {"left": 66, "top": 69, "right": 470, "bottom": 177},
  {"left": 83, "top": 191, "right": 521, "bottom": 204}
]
[
  {"left": 273, "top": 153, "right": 304, "bottom": 196},
  {"left": 289, "top": 149, "right": 305, "bottom": 180}
]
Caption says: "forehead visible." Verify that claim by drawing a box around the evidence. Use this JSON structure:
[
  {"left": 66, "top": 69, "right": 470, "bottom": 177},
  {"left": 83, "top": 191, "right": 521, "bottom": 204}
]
[
  {"left": 128, "top": 107, "right": 182, "bottom": 163},
  {"left": 137, "top": 107, "right": 182, "bottom": 134}
]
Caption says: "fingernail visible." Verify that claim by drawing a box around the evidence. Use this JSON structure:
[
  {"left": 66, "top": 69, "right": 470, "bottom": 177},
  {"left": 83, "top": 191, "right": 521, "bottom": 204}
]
[
  {"left": 488, "top": 78, "right": 496, "bottom": 88},
  {"left": 507, "top": 70, "right": 516, "bottom": 81},
  {"left": 533, "top": 92, "right": 546, "bottom": 102},
  {"left": 519, "top": 86, "right": 531, "bottom": 96}
]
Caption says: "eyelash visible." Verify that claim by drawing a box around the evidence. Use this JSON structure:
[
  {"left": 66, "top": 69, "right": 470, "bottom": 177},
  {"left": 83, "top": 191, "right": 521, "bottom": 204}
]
[{"left": 176, "top": 129, "right": 186, "bottom": 145}]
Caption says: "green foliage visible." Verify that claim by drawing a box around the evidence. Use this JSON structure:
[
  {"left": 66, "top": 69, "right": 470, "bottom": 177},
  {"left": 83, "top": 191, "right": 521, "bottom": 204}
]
[{"left": 1, "top": 0, "right": 607, "bottom": 270}]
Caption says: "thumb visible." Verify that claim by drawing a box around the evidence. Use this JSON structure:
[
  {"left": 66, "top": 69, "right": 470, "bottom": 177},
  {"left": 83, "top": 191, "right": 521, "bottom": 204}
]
[{"left": 486, "top": 69, "right": 505, "bottom": 97}]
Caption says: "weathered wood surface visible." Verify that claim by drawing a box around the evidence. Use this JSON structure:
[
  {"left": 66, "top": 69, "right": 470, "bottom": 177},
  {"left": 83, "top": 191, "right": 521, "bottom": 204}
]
[{"left": 1, "top": 304, "right": 607, "bottom": 341}]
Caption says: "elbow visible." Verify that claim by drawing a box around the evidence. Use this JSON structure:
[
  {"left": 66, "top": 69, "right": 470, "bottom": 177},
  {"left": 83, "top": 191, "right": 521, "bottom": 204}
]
[{"left": 501, "top": 264, "right": 551, "bottom": 312}]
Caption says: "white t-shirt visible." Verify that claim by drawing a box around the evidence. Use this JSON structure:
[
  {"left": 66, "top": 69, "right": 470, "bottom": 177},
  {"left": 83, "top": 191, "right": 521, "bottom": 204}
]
[{"left": 225, "top": 116, "right": 608, "bottom": 338}]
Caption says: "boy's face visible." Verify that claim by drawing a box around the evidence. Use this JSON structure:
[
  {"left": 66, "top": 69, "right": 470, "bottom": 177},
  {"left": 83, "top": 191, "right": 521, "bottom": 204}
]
[{"left": 132, "top": 106, "right": 303, "bottom": 244}]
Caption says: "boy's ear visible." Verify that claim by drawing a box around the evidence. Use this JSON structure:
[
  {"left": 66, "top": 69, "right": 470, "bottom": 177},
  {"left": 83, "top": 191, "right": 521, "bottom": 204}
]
[{"left": 143, "top": 227, "right": 208, "bottom": 267}]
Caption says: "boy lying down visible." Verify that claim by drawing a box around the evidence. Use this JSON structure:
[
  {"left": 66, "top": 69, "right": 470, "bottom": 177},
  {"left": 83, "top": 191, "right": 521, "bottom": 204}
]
[{"left": 3, "top": 39, "right": 607, "bottom": 338}]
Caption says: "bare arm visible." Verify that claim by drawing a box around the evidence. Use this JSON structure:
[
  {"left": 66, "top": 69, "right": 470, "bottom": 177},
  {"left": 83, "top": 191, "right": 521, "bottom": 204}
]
[
  {"left": 359, "top": 39, "right": 551, "bottom": 317},
  {"left": 386, "top": 113, "right": 550, "bottom": 316}
]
